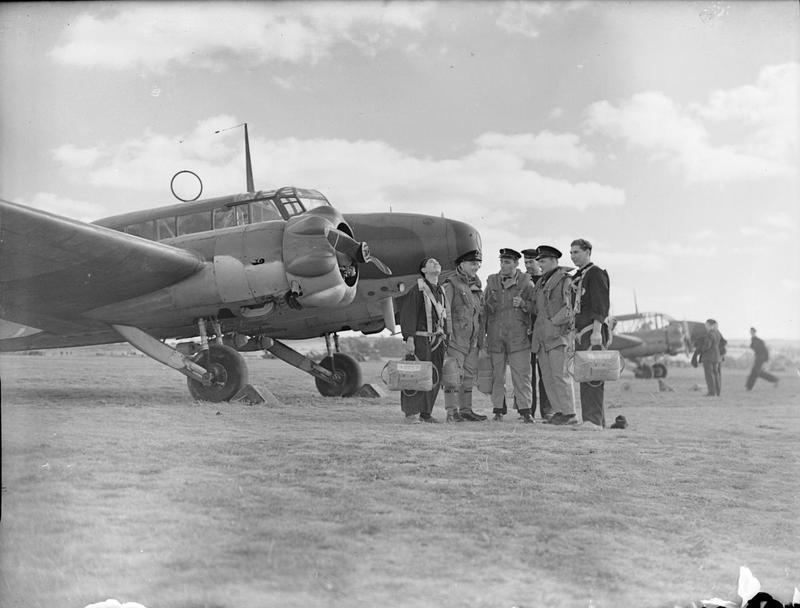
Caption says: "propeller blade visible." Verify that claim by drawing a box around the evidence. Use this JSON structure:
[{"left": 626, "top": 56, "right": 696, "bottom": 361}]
[
  {"left": 325, "top": 229, "right": 392, "bottom": 275},
  {"left": 367, "top": 253, "right": 393, "bottom": 275},
  {"left": 326, "top": 228, "right": 362, "bottom": 260},
  {"left": 681, "top": 319, "right": 694, "bottom": 354}
]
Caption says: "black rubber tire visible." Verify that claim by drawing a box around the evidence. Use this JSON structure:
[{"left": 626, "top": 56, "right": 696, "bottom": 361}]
[
  {"left": 187, "top": 344, "right": 249, "bottom": 402},
  {"left": 315, "top": 353, "right": 363, "bottom": 397},
  {"left": 635, "top": 365, "right": 653, "bottom": 379},
  {"left": 652, "top": 363, "right": 667, "bottom": 378}
]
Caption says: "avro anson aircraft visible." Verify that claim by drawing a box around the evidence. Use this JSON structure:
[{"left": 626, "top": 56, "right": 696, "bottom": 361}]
[
  {"left": 1, "top": 147, "right": 481, "bottom": 402},
  {"left": 609, "top": 311, "right": 707, "bottom": 379}
]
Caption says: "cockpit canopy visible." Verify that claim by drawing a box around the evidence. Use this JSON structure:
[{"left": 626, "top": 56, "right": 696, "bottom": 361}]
[
  {"left": 612, "top": 312, "right": 676, "bottom": 334},
  {"left": 96, "top": 186, "right": 332, "bottom": 241}
]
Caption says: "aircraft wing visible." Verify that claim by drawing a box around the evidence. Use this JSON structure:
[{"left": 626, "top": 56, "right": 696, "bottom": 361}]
[
  {"left": 608, "top": 333, "right": 645, "bottom": 351},
  {"left": 0, "top": 199, "right": 204, "bottom": 349}
]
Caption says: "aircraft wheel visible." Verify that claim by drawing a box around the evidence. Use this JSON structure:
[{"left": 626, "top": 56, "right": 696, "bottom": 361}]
[
  {"left": 635, "top": 364, "right": 653, "bottom": 380},
  {"left": 187, "top": 344, "right": 249, "bottom": 402},
  {"left": 652, "top": 363, "right": 667, "bottom": 378},
  {"left": 315, "top": 353, "right": 363, "bottom": 397}
]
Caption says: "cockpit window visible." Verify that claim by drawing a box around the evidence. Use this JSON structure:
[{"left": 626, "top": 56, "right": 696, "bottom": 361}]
[
  {"left": 279, "top": 196, "right": 305, "bottom": 217},
  {"left": 157, "top": 217, "right": 176, "bottom": 240},
  {"left": 177, "top": 210, "right": 212, "bottom": 235},
  {"left": 274, "top": 187, "right": 331, "bottom": 217},
  {"left": 250, "top": 200, "right": 282, "bottom": 223},
  {"left": 300, "top": 197, "right": 329, "bottom": 212},
  {"left": 125, "top": 221, "right": 155, "bottom": 240},
  {"left": 214, "top": 206, "right": 238, "bottom": 229}
]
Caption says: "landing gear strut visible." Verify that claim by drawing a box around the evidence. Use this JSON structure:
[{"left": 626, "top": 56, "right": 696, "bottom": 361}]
[
  {"left": 112, "top": 321, "right": 253, "bottom": 403},
  {"left": 257, "top": 334, "right": 364, "bottom": 397}
]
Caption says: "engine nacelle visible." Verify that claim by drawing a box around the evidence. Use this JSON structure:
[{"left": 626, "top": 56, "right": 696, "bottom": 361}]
[
  {"left": 177, "top": 207, "right": 358, "bottom": 310},
  {"left": 281, "top": 208, "right": 358, "bottom": 308}
]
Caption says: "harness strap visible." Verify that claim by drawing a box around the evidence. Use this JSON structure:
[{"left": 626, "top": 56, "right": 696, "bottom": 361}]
[{"left": 418, "top": 278, "right": 450, "bottom": 340}]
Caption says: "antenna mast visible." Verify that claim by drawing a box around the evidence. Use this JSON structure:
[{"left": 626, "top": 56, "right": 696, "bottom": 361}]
[
  {"left": 215, "top": 122, "right": 255, "bottom": 193},
  {"left": 243, "top": 123, "right": 254, "bottom": 193}
]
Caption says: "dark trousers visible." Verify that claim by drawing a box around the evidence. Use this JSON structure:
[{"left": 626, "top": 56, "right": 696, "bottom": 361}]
[
  {"left": 576, "top": 331, "right": 604, "bottom": 427},
  {"left": 400, "top": 336, "right": 444, "bottom": 416},
  {"left": 703, "top": 360, "right": 721, "bottom": 396},
  {"left": 746, "top": 357, "right": 777, "bottom": 390},
  {"left": 531, "top": 352, "right": 552, "bottom": 418}
]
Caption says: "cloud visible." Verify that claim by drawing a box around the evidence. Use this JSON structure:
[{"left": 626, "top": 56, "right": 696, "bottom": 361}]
[
  {"left": 496, "top": 1, "right": 587, "bottom": 38},
  {"left": 646, "top": 242, "right": 718, "bottom": 257},
  {"left": 475, "top": 131, "right": 595, "bottom": 169},
  {"left": 48, "top": 119, "right": 625, "bottom": 225},
  {"left": 52, "top": 144, "right": 104, "bottom": 168},
  {"left": 693, "top": 63, "right": 798, "bottom": 165},
  {"left": 739, "top": 213, "right": 798, "bottom": 241},
  {"left": 762, "top": 213, "right": 798, "bottom": 232},
  {"left": 585, "top": 63, "right": 799, "bottom": 182},
  {"left": 587, "top": 247, "right": 664, "bottom": 271},
  {"left": 50, "top": 3, "right": 435, "bottom": 72},
  {"left": 84, "top": 600, "right": 147, "bottom": 608},
  {"left": 20, "top": 192, "right": 107, "bottom": 222}
]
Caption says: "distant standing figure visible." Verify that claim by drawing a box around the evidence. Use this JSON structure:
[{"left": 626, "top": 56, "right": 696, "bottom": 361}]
[
  {"left": 569, "top": 239, "right": 610, "bottom": 430},
  {"left": 695, "top": 319, "right": 722, "bottom": 397},
  {"left": 397, "top": 258, "right": 449, "bottom": 423},
  {"left": 746, "top": 327, "right": 779, "bottom": 390}
]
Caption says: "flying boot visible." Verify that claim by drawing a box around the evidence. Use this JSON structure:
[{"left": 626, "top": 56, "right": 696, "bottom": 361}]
[
  {"left": 517, "top": 408, "right": 534, "bottom": 423},
  {"left": 492, "top": 396, "right": 507, "bottom": 421},
  {"left": 444, "top": 389, "right": 464, "bottom": 423},
  {"left": 458, "top": 389, "right": 487, "bottom": 421}
]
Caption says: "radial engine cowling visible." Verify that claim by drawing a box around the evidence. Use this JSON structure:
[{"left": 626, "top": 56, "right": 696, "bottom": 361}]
[{"left": 282, "top": 207, "right": 359, "bottom": 308}]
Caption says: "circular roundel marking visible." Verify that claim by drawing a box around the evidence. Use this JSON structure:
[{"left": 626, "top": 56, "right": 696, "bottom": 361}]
[{"left": 170, "top": 170, "right": 203, "bottom": 202}]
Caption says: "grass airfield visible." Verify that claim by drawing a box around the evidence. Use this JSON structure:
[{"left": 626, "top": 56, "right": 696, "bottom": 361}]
[{"left": 1, "top": 353, "right": 798, "bottom": 608}]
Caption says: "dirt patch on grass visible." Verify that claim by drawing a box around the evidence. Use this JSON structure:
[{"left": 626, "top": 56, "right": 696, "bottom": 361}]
[{"left": 1, "top": 354, "right": 798, "bottom": 607}]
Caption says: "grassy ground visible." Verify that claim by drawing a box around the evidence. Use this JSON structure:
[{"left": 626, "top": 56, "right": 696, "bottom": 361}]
[{"left": 1, "top": 353, "right": 798, "bottom": 608}]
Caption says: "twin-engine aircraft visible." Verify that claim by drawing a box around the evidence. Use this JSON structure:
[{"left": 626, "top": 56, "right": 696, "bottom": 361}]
[
  {"left": 609, "top": 311, "right": 707, "bottom": 378},
  {"left": 0, "top": 175, "right": 481, "bottom": 402}
]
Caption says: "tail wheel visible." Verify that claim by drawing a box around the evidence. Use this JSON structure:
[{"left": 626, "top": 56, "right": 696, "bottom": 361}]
[
  {"left": 315, "top": 353, "right": 363, "bottom": 397},
  {"left": 635, "top": 364, "right": 653, "bottom": 379},
  {"left": 652, "top": 363, "right": 667, "bottom": 378},
  {"left": 187, "top": 344, "right": 249, "bottom": 402}
]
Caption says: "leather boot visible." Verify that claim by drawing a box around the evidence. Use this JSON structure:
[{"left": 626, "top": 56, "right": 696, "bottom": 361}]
[
  {"left": 460, "top": 389, "right": 488, "bottom": 421},
  {"left": 518, "top": 408, "right": 534, "bottom": 423},
  {"left": 444, "top": 390, "right": 463, "bottom": 423},
  {"left": 446, "top": 410, "right": 463, "bottom": 422}
]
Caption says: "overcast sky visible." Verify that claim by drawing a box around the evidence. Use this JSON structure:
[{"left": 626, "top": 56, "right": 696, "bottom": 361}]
[{"left": 1, "top": 1, "right": 798, "bottom": 339}]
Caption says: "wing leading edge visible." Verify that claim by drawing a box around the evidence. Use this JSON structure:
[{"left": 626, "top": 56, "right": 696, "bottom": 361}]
[{"left": 0, "top": 199, "right": 204, "bottom": 347}]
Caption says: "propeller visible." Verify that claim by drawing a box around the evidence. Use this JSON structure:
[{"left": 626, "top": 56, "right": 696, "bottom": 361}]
[
  {"left": 326, "top": 229, "right": 392, "bottom": 275},
  {"left": 681, "top": 319, "right": 695, "bottom": 354}
]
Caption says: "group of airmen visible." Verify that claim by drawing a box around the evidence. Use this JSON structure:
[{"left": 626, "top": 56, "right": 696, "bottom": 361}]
[{"left": 396, "top": 239, "right": 612, "bottom": 430}]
